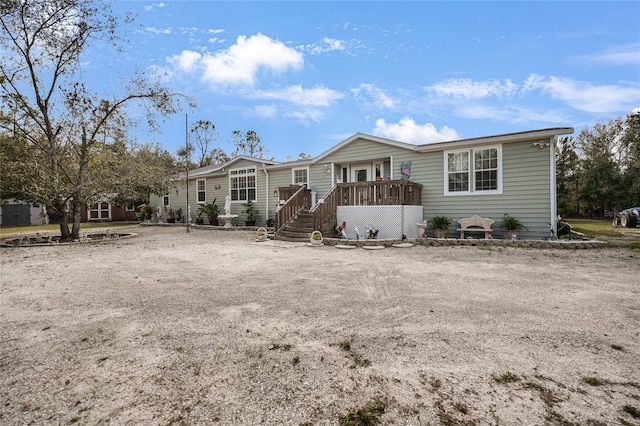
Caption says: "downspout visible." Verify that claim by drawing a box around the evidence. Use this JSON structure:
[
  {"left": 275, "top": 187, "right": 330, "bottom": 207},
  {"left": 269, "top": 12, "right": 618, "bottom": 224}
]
[
  {"left": 550, "top": 136, "right": 558, "bottom": 237},
  {"left": 263, "top": 167, "right": 269, "bottom": 221},
  {"left": 331, "top": 162, "right": 335, "bottom": 185},
  {"left": 390, "top": 156, "right": 394, "bottom": 180}
]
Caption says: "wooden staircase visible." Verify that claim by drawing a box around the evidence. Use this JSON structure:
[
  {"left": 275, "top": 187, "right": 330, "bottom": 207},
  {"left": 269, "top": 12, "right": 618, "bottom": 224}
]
[{"left": 273, "top": 209, "right": 315, "bottom": 241}]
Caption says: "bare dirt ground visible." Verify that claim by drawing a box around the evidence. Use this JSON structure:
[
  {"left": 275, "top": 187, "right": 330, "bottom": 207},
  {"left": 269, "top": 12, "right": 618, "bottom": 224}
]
[{"left": 1, "top": 226, "right": 639, "bottom": 425}]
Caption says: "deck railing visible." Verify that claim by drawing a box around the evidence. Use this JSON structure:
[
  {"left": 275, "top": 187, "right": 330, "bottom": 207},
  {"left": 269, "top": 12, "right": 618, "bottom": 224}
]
[
  {"left": 311, "top": 180, "right": 422, "bottom": 233},
  {"left": 274, "top": 185, "right": 311, "bottom": 234}
]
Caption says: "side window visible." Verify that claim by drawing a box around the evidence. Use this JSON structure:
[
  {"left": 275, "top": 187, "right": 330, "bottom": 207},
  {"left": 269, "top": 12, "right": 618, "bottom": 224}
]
[
  {"left": 197, "top": 179, "right": 206, "bottom": 203},
  {"left": 445, "top": 146, "right": 501, "bottom": 195},
  {"left": 293, "top": 168, "right": 308, "bottom": 186}
]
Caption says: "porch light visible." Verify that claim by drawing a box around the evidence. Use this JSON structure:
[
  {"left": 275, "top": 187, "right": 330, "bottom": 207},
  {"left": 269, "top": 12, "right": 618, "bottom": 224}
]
[
  {"left": 533, "top": 140, "right": 550, "bottom": 149},
  {"left": 175, "top": 189, "right": 179, "bottom": 195},
  {"left": 273, "top": 189, "right": 278, "bottom": 198}
]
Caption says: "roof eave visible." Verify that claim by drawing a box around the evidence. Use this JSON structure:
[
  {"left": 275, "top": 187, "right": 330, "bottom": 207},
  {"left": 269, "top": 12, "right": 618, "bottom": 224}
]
[{"left": 415, "top": 127, "right": 574, "bottom": 153}]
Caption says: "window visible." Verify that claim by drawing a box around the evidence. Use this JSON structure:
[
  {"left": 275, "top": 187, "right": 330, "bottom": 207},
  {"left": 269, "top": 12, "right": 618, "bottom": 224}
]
[
  {"left": 196, "top": 179, "right": 206, "bottom": 203},
  {"left": 89, "top": 202, "right": 110, "bottom": 220},
  {"left": 230, "top": 167, "right": 256, "bottom": 202},
  {"left": 162, "top": 195, "right": 170, "bottom": 206},
  {"left": 292, "top": 168, "right": 308, "bottom": 186},
  {"left": 445, "top": 146, "right": 501, "bottom": 195}
]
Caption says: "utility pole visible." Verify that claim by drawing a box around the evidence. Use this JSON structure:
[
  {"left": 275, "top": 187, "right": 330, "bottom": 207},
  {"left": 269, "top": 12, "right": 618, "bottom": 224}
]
[{"left": 185, "top": 113, "right": 190, "bottom": 233}]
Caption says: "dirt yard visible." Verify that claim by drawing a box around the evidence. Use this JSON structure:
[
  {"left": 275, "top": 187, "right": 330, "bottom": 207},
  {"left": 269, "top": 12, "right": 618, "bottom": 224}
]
[{"left": 1, "top": 226, "right": 639, "bottom": 425}]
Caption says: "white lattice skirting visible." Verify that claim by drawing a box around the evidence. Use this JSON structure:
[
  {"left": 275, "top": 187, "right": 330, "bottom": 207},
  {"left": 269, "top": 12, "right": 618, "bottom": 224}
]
[{"left": 336, "top": 205, "right": 423, "bottom": 239}]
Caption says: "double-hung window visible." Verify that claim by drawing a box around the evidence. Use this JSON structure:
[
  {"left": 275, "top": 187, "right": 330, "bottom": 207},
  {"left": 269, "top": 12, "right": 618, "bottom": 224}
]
[
  {"left": 445, "top": 146, "right": 501, "bottom": 195},
  {"left": 292, "top": 167, "right": 308, "bottom": 186},
  {"left": 230, "top": 167, "right": 257, "bottom": 202},
  {"left": 196, "top": 179, "right": 206, "bottom": 203}
]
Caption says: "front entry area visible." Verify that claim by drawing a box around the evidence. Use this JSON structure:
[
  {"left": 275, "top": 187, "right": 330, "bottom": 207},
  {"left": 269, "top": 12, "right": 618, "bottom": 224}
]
[{"left": 341, "top": 160, "right": 387, "bottom": 183}]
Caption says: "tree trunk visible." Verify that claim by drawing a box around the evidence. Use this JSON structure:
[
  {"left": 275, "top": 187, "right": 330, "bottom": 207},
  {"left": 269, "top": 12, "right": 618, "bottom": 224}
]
[
  {"left": 53, "top": 199, "right": 71, "bottom": 241},
  {"left": 71, "top": 199, "right": 82, "bottom": 240}
]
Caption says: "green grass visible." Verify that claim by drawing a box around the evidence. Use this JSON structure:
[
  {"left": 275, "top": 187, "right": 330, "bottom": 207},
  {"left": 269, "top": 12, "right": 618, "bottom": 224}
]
[
  {"left": 0, "top": 222, "right": 139, "bottom": 235},
  {"left": 566, "top": 219, "right": 630, "bottom": 238}
]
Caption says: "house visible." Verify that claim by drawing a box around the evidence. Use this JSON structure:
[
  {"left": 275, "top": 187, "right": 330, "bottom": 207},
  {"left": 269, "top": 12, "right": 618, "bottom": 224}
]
[{"left": 150, "top": 127, "right": 574, "bottom": 240}]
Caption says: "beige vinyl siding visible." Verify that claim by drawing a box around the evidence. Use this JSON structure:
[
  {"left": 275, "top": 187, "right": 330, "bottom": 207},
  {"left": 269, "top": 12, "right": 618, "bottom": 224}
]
[
  {"left": 424, "top": 140, "right": 551, "bottom": 238},
  {"left": 268, "top": 168, "right": 296, "bottom": 201}
]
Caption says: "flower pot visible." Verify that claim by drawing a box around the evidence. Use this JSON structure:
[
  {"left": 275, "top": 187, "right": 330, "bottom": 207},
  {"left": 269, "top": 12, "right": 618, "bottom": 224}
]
[
  {"left": 503, "top": 230, "right": 518, "bottom": 240},
  {"left": 434, "top": 228, "right": 447, "bottom": 239},
  {"left": 245, "top": 221, "right": 256, "bottom": 227},
  {"left": 309, "top": 230, "right": 323, "bottom": 246}
]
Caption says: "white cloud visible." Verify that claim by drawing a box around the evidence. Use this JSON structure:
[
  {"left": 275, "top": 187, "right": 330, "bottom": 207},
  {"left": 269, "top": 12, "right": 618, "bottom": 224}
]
[
  {"left": 298, "top": 37, "right": 364, "bottom": 56},
  {"left": 351, "top": 83, "right": 398, "bottom": 108},
  {"left": 166, "top": 50, "right": 202, "bottom": 73},
  {"left": 301, "top": 37, "right": 346, "bottom": 55},
  {"left": 373, "top": 117, "right": 459, "bottom": 144},
  {"left": 253, "top": 85, "right": 344, "bottom": 106},
  {"left": 197, "top": 33, "right": 303, "bottom": 86},
  {"left": 569, "top": 43, "right": 640, "bottom": 66},
  {"left": 284, "top": 108, "right": 326, "bottom": 125},
  {"left": 180, "top": 27, "right": 199, "bottom": 35},
  {"left": 522, "top": 74, "right": 640, "bottom": 113},
  {"left": 426, "top": 78, "right": 517, "bottom": 99},
  {"left": 251, "top": 104, "right": 278, "bottom": 119},
  {"left": 146, "top": 26, "right": 172, "bottom": 35},
  {"left": 144, "top": 3, "right": 166, "bottom": 12}
]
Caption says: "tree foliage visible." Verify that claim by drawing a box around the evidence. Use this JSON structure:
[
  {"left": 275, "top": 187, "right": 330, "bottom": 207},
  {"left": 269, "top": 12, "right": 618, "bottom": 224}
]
[
  {"left": 557, "top": 113, "right": 639, "bottom": 218},
  {"left": 190, "top": 119, "right": 222, "bottom": 167},
  {"left": 0, "top": 0, "right": 185, "bottom": 239},
  {"left": 231, "top": 129, "right": 269, "bottom": 158}
]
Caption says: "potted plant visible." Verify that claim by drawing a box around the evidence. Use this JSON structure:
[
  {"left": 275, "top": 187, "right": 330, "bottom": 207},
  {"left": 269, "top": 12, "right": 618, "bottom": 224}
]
[
  {"left": 195, "top": 212, "right": 204, "bottom": 225},
  {"left": 309, "top": 230, "right": 323, "bottom": 246},
  {"left": 175, "top": 208, "right": 183, "bottom": 223},
  {"left": 242, "top": 200, "right": 261, "bottom": 226},
  {"left": 431, "top": 215, "right": 451, "bottom": 238},
  {"left": 166, "top": 207, "right": 176, "bottom": 223},
  {"left": 197, "top": 199, "right": 219, "bottom": 225},
  {"left": 138, "top": 203, "right": 154, "bottom": 222},
  {"left": 501, "top": 214, "right": 527, "bottom": 240}
]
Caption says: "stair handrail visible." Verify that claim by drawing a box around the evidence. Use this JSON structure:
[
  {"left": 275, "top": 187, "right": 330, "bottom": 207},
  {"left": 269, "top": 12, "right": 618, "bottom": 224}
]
[
  {"left": 310, "top": 183, "right": 340, "bottom": 233},
  {"left": 274, "top": 185, "right": 310, "bottom": 234}
]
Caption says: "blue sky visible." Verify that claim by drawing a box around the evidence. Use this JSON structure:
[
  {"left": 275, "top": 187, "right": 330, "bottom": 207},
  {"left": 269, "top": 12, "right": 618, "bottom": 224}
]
[{"left": 89, "top": 1, "right": 640, "bottom": 161}]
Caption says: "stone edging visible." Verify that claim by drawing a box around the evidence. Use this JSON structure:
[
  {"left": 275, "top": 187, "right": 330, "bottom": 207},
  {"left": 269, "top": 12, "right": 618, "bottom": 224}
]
[{"left": 322, "top": 237, "right": 608, "bottom": 249}]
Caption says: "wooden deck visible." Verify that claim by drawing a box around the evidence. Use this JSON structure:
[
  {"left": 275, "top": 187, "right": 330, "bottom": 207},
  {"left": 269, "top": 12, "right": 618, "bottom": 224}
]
[{"left": 274, "top": 180, "right": 422, "bottom": 237}]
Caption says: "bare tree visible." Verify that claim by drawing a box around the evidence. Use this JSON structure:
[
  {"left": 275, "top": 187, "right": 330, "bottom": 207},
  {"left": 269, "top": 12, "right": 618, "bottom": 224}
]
[
  {"left": 190, "top": 119, "right": 222, "bottom": 167},
  {"left": 231, "top": 129, "right": 268, "bottom": 158},
  {"left": 0, "top": 0, "right": 186, "bottom": 239}
]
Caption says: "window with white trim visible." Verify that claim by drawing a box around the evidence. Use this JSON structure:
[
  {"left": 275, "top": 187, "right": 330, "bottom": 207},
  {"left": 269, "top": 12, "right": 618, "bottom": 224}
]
[
  {"left": 162, "top": 195, "right": 170, "bottom": 206},
  {"left": 292, "top": 167, "right": 308, "bottom": 186},
  {"left": 89, "top": 202, "right": 111, "bottom": 220},
  {"left": 196, "top": 179, "right": 206, "bottom": 203},
  {"left": 445, "top": 146, "right": 501, "bottom": 195},
  {"left": 230, "top": 167, "right": 256, "bottom": 202}
]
